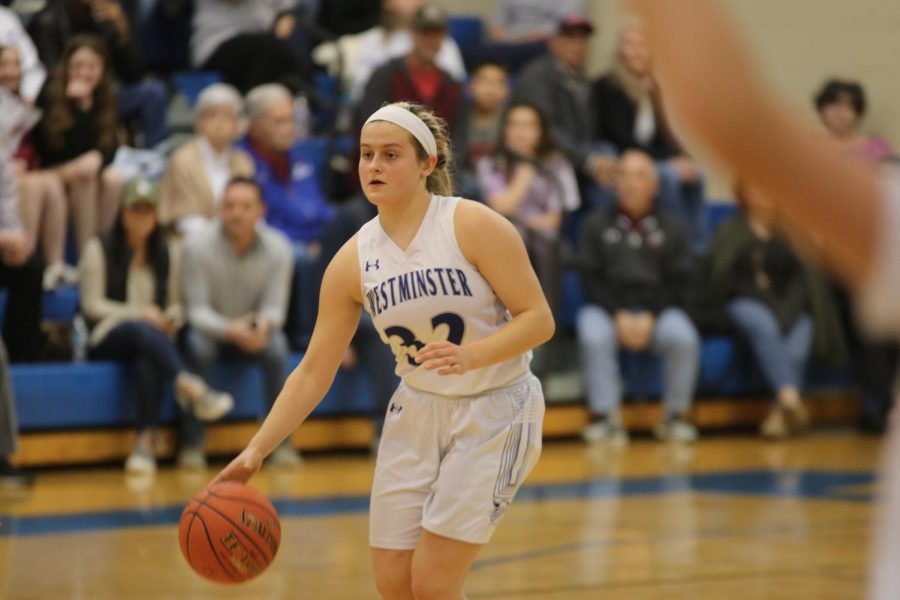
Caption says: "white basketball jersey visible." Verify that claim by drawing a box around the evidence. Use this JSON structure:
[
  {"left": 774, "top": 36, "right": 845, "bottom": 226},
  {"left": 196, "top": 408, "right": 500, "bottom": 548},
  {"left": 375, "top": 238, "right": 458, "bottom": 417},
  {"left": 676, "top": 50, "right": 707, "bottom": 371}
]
[{"left": 357, "top": 195, "right": 531, "bottom": 396}]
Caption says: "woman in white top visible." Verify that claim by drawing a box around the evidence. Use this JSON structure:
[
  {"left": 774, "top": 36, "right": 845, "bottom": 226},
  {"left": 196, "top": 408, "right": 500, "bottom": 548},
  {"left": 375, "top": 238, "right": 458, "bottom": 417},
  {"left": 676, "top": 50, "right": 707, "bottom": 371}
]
[
  {"left": 625, "top": 2, "right": 898, "bottom": 598},
  {"left": 214, "top": 101, "right": 554, "bottom": 598}
]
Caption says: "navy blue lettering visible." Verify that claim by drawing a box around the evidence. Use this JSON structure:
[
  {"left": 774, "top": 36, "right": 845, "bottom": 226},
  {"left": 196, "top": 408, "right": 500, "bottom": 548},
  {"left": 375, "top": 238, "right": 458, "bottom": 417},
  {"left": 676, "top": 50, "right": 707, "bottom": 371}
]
[
  {"left": 387, "top": 277, "right": 397, "bottom": 306},
  {"left": 456, "top": 269, "right": 473, "bottom": 296},
  {"left": 434, "top": 268, "right": 449, "bottom": 294},
  {"left": 415, "top": 271, "right": 428, "bottom": 297},
  {"left": 369, "top": 267, "right": 477, "bottom": 315},
  {"left": 445, "top": 269, "right": 461, "bottom": 295},
  {"left": 398, "top": 274, "right": 411, "bottom": 303}
]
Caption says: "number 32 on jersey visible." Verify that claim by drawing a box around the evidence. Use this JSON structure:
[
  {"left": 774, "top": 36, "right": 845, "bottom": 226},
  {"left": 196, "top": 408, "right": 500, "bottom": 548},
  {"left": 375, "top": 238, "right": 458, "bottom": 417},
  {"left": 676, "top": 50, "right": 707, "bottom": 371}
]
[{"left": 384, "top": 312, "right": 465, "bottom": 367}]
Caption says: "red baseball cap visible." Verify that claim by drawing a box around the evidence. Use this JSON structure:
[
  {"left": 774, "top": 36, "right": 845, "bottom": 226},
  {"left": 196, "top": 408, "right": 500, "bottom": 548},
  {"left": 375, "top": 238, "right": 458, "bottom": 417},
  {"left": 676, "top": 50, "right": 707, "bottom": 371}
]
[{"left": 557, "top": 13, "right": 595, "bottom": 36}]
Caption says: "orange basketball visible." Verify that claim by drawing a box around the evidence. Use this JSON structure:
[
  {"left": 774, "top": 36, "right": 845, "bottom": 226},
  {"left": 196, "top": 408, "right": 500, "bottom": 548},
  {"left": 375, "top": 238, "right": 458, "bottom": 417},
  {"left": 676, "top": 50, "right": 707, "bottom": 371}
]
[{"left": 178, "top": 482, "right": 281, "bottom": 584}]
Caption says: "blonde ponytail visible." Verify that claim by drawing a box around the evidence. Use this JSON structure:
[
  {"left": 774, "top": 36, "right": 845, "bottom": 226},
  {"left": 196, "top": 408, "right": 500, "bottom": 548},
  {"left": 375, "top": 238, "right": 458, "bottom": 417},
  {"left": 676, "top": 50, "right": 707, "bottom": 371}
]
[{"left": 393, "top": 102, "right": 455, "bottom": 196}]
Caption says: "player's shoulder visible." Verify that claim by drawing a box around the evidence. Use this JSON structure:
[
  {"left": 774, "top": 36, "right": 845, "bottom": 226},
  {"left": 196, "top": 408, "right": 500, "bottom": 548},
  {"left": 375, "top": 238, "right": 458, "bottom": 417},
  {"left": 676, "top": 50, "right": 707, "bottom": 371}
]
[
  {"left": 453, "top": 197, "right": 517, "bottom": 234},
  {"left": 452, "top": 198, "right": 522, "bottom": 261}
]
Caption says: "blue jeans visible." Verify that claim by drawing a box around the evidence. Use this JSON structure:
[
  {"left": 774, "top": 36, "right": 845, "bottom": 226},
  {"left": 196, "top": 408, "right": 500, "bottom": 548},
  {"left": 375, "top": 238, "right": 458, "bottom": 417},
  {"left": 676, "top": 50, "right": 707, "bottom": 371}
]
[
  {"left": 179, "top": 328, "right": 289, "bottom": 450},
  {"left": 726, "top": 298, "right": 813, "bottom": 392},
  {"left": 89, "top": 321, "right": 187, "bottom": 432},
  {"left": 118, "top": 78, "right": 170, "bottom": 148},
  {"left": 576, "top": 305, "right": 700, "bottom": 417}
]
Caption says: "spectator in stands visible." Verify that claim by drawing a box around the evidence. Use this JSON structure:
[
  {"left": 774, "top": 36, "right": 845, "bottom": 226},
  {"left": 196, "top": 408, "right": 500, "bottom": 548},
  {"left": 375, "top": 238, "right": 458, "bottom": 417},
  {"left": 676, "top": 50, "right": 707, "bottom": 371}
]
[
  {"left": 0, "top": 5, "right": 46, "bottom": 104},
  {"left": 485, "top": 0, "right": 585, "bottom": 72},
  {"left": 179, "top": 177, "right": 295, "bottom": 469},
  {"left": 315, "top": 0, "right": 380, "bottom": 38},
  {"left": 815, "top": 79, "right": 894, "bottom": 162},
  {"left": 593, "top": 22, "right": 707, "bottom": 249},
  {"left": 516, "top": 14, "right": 617, "bottom": 200},
  {"left": 316, "top": 194, "right": 399, "bottom": 449},
  {"left": 576, "top": 150, "right": 699, "bottom": 445},
  {"left": 79, "top": 179, "right": 233, "bottom": 474},
  {"left": 159, "top": 83, "right": 254, "bottom": 236},
  {"left": 0, "top": 340, "right": 33, "bottom": 487},
  {"left": 490, "top": 0, "right": 585, "bottom": 44},
  {"left": 356, "top": 3, "right": 464, "bottom": 136},
  {"left": 456, "top": 59, "right": 510, "bottom": 196},
  {"left": 134, "top": 0, "right": 194, "bottom": 74},
  {"left": 28, "top": 0, "right": 170, "bottom": 147},
  {"left": 0, "top": 45, "right": 74, "bottom": 290},
  {"left": 814, "top": 81, "right": 897, "bottom": 433},
  {"left": 191, "top": 0, "right": 310, "bottom": 95},
  {"left": 0, "top": 152, "right": 47, "bottom": 363},
  {"left": 699, "top": 184, "right": 845, "bottom": 439},
  {"left": 240, "top": 83, "right": 334, "bottom": 350},
  {"left": 349, "top": 0, "right": 466, "bottom": 102},
  {"left": 477, "top": 100, "right": 578, "bottom": 310},
  {"left": 32, "top": 35, "right": 122, "bottom": 256}
]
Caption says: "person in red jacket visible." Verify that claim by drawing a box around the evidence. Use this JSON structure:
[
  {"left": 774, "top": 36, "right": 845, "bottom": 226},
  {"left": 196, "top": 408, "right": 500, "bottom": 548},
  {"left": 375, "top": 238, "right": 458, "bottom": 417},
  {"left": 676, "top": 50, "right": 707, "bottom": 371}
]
[{"left": 355, "top": 4, "right": 463, "bottom": 137}]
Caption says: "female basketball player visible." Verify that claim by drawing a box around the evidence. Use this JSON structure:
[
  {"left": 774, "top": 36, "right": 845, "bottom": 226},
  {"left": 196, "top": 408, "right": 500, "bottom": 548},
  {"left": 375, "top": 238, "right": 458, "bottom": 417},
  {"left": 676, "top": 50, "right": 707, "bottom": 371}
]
[
  {"left": 212, "top": 101, "right": 554, "bottom": 599},
  {"left": 625, "top": 2, "right": 899, "bottom": 598}
]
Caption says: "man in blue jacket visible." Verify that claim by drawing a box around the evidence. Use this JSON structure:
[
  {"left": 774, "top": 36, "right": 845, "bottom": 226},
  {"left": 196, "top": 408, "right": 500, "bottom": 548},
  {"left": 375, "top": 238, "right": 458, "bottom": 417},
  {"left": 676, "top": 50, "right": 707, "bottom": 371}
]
[{"left": 240, "top": 83, "right": 335, "bottom": 349}]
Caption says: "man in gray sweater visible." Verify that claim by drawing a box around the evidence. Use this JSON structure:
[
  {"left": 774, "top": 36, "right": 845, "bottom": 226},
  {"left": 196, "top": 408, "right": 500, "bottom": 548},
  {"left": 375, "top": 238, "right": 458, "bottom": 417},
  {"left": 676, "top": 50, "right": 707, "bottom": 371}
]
[{"left": 179, "top": 177, "right": 297, "bottom": 468}]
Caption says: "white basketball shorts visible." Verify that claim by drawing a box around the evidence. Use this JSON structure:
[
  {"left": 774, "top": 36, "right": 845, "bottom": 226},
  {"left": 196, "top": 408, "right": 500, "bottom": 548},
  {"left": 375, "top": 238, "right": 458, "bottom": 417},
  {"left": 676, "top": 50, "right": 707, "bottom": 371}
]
[{"left": 369, "top": 373, "right": 544, "bottom": 550}]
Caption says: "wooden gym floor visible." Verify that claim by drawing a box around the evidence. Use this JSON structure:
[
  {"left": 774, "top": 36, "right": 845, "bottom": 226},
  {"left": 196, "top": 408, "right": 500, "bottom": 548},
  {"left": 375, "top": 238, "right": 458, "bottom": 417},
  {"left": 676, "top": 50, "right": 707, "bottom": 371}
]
[{"left": 0, "top": 430, "right": 881, "bottom": 599}]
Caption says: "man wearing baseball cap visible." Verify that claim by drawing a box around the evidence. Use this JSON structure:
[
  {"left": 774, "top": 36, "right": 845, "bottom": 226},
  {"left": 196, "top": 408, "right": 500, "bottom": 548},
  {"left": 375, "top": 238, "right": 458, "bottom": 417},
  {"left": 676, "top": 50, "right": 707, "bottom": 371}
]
[
  {"left": 350, "top": 0, "right": 467, "bottom": 102},
  {"left": 515, "top": 13, "right": 617, "bottom": 193},
  {"left": 356, "top": 3, "right": 464, "bottom": 135}
]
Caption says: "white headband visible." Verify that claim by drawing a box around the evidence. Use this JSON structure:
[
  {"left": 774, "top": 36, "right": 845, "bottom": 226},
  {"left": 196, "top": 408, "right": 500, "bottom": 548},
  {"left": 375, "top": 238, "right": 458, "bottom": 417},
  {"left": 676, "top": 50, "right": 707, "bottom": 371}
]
[{"left": 364, "top": 104, "right": 437, "bottom": 157}]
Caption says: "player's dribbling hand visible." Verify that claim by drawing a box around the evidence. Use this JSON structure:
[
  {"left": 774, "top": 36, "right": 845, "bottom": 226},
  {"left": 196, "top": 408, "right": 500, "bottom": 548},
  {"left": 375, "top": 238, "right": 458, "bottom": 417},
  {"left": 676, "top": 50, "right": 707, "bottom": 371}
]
[
  {"left": 210, "top": 446, "right": 263, "bottom": 486},
  {"left": 415, "top": 341, "right": 473, "bottom": 375}
]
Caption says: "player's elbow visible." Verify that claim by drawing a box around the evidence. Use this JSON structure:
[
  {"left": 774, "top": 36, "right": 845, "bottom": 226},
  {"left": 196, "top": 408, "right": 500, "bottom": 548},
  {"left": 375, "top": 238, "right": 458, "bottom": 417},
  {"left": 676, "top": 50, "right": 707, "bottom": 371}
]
[{"left": 535, "top": 304, "right": 555, "bottom": 345}]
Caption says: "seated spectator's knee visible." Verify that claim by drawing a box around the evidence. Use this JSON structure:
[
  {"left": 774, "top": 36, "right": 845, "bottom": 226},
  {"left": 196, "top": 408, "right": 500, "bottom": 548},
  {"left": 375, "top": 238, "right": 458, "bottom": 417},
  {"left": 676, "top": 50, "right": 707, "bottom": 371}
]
[
  {"left": 576, "top": 306, "right": 616, "bottom": 349},
  {"left": 183, "top": 329, "right": 218, "bottom": 367},
  {"left": 65, "top": 151, "right": 103, "bottom": 182},
  {"left": 659, "top": 309, "right": 701, "bottom": 350},
  {"left": 139, "top": 78, "right": 169, "bottom": 106},
  {"left": 130, "top": 320, "right": 170, "bottom": 346},
  {"left": 102, "top": 166, "right": 121, "bottom": 186},
  {"left": 259, "top": 332, "right": 289, "bottom": 365},
  {"left": 727, "top": 299, "right": 780, "bottom": 338}
]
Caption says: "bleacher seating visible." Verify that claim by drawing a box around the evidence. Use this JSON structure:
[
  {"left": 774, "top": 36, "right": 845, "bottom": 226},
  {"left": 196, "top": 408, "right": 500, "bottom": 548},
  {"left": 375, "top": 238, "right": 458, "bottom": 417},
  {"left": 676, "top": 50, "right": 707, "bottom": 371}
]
[
  {"left": 13, "top": 354, "right": 374, "bottom": 432},
  {"left": 7, "top": 201, "right": 852, "bottom": 437}
]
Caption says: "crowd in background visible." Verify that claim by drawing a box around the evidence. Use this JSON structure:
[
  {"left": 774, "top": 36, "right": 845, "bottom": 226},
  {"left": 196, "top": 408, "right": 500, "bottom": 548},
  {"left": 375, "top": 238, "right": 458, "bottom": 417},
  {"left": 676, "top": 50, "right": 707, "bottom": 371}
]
[{"left": 0, "top": 0, "right": 896, "bottom": 484}]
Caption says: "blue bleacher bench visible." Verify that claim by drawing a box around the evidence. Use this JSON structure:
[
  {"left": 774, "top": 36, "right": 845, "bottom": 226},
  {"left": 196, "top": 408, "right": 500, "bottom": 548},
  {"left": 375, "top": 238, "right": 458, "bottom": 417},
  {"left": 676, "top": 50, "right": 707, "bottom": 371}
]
[{"left": 12, "top": 353, "right": 375, "bottom": 431}]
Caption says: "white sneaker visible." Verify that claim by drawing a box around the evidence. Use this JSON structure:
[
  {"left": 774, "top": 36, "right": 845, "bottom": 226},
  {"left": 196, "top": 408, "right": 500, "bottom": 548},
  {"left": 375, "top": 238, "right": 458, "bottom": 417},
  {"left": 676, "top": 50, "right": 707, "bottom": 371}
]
[
  {"left": 177, "top": 448, "right": 207, "bottom": 470},
  {"left": 59, "top": 264, "right": 80, "bottom": 286},
  {"left": 125, "top": 449, "right": 156, "bottom": 475},
  {"left": 193, "top": 389, "right": 234, "bottom": 422},
  {"left": 42, "top": 263, "right": 64, "bottom": 291},
  {"left": 582, "top": 417, "right": 629, "bottom": 446},
  {"left": 176, "top": 375, "right": 233, "bottom": 422},
  {"left": 654, "top": 416, "right": 699, "bottom": 443},
  {"left": 267, "top": 445, "right": 302, "bottom": 468}
]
